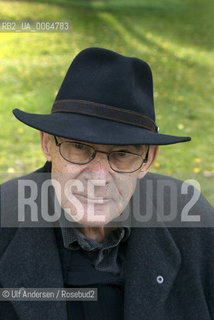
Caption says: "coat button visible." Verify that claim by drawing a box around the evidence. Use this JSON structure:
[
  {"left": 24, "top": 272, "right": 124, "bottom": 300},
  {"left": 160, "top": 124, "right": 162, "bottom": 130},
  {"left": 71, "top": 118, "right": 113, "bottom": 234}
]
[{"left": 156, "top": 275, "right": 164, "bottom": 284}]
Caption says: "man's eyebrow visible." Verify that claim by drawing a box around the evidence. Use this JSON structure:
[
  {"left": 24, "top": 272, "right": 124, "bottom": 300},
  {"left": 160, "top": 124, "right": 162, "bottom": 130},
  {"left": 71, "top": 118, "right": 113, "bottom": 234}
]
[{"left": 116, "top": 144, "right": 146, "bottom": 151}]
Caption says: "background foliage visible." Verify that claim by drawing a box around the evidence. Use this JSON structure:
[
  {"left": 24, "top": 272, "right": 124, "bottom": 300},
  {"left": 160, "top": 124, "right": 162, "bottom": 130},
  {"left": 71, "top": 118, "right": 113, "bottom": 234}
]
[{"left": 0, "top": 0, "right": 213, "bottom": 205}]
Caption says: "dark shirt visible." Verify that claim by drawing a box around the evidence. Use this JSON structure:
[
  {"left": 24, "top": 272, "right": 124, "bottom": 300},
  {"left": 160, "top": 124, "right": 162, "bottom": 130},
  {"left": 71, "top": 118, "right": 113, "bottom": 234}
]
[
  {"left": 55, "top": 226, "right": 129, "bottom": 320},
  {"left": 58, "top": 216, "right": 131, "bottom": 274}
]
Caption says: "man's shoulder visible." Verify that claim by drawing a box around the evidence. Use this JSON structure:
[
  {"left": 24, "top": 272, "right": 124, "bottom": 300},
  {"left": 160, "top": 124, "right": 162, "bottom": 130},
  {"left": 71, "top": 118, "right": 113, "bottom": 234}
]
[
  {"left": 0, "top": 161, "right": 51, "bottom": 210},
  {"left": 144, "top": 171, "right": 212, "bottom": 206},
  {"left": 145, "top": 171, "right": 193, "bottom": 184},
  {"left": 138, "top": 171, "right": 214, "bottom": 227},
  {"left": 130, "top": 173, "right": 214, "bottom": 262},
  {"left": 0, "top": 161, "right": 51, "bottom": 190},
  {"left": 0, "top": 162, "right": 51, "bottom": 254}
]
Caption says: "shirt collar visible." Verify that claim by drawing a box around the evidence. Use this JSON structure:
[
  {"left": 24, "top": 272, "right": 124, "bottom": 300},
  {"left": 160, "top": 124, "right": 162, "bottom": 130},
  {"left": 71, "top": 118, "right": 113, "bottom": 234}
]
[{"left": 58, "top": 214, "right": 131, "bottom": 252}]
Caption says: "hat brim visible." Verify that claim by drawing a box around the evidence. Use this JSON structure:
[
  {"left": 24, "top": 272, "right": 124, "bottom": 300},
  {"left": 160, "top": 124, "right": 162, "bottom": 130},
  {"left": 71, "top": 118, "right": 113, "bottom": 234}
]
[{"left": 13, "top": 108, "right": 191, "bottom": 145}]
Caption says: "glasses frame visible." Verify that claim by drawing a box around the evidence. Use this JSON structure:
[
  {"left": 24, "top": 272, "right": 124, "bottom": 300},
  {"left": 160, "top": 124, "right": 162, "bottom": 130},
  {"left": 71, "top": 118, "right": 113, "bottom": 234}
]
[{"left": 54, "top": 136, "right": 149, "bottom": 173}]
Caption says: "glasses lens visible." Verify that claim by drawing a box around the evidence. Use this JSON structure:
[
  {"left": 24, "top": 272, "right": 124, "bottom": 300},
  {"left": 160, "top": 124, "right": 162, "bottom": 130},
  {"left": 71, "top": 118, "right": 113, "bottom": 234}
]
[
  {"left": 60, "top": 142, "right": 94, "bottom": 164},
  {"left": 109, "top": 151, "right": 143, "bottom": 173}
]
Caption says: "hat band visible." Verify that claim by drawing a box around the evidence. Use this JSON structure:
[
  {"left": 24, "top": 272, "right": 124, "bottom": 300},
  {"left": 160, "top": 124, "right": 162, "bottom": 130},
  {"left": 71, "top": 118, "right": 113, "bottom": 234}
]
[{"left": 52, "top": 100, "right": 158, "bottom": 132}]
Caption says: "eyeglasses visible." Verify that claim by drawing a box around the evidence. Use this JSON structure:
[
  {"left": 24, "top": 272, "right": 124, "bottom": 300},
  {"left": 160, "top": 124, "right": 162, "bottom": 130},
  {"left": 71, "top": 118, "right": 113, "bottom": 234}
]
[{"left": 54, "top": 136, "right": 149, "bottom": 173}]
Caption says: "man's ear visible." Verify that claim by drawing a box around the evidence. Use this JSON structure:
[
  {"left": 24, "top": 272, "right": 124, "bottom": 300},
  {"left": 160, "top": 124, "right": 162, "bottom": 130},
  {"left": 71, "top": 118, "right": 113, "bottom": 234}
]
[
  {"left": 40, "top": 131, "right": 52, "bottom": 162},
  {"left": 137, "top": 145, "right": 159, "bottom": 180}
]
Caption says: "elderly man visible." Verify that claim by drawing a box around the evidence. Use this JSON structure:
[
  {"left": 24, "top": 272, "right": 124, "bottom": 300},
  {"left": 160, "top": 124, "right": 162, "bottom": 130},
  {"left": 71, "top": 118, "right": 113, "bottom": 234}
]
[{"left": 0, "top": 47, "right": 214, "bottom": 320}]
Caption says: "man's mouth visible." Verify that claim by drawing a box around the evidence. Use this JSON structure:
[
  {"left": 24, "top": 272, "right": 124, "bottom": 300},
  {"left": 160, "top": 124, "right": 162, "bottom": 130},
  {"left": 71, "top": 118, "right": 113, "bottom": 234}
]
[{"left": 74, "top": 193, "right": 111, "bottom": 204}]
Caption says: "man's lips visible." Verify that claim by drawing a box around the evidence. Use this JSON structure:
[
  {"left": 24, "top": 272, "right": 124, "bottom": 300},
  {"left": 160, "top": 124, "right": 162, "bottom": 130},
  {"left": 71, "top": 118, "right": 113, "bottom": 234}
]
[{"left": 74, "top": 193, "right": 112, "bottom": 204}]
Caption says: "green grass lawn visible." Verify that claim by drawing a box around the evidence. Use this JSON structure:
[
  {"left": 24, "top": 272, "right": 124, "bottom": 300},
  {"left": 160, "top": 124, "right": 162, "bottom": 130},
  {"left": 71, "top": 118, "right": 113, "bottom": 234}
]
[{"left": 0, "top": 0, "right": 213, "bottom": 205}]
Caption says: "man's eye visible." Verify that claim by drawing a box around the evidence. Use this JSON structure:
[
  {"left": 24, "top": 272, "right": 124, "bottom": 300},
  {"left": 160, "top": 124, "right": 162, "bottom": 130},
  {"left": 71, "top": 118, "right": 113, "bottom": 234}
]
[
  {"left": 117, "top": 151, "right": 130, "bottom": 157},
  {"left": 74, "top": 143, "right": 85, "bottom": 150}
]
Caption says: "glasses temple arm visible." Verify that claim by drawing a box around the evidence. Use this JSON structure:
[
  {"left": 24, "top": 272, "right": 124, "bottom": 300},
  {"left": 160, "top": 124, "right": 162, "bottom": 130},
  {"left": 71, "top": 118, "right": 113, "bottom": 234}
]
[{"left": 143, "top": 146, "right": 149, "bottom": 163}]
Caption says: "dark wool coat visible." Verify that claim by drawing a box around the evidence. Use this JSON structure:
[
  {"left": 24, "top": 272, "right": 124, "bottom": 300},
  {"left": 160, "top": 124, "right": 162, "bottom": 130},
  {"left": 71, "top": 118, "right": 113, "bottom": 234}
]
[{"left": 0, "top": 162, "right": 214, "bottom": 320}]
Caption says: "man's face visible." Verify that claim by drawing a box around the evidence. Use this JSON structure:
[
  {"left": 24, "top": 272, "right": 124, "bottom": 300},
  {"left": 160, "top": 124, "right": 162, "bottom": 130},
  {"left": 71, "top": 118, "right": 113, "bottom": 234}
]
[{"left": 41, "top": 132, "right": 158, "bottom": 227}]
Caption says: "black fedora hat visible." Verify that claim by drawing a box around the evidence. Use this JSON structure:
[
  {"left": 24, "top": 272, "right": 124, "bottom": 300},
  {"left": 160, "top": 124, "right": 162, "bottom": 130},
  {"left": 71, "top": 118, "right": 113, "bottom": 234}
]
[{"left": 13, "top": 47, "right": 191, "bottom": 145}]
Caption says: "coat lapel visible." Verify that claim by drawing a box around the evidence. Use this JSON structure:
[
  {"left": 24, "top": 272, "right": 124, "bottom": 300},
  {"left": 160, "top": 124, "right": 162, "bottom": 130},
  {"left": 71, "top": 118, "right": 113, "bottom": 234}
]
[
  {"left": 0, "top": 225, "right": 67, "bottom": 320},
  {"left": 123, "top": 225, "right": 182, "bottom": 320}
]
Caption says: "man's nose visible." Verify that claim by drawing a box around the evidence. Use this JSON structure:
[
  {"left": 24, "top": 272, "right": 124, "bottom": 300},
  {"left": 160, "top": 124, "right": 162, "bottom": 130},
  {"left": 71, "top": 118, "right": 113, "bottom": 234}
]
[{"left": 86, "top": 151, "right": 111, "bottom": 174}]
